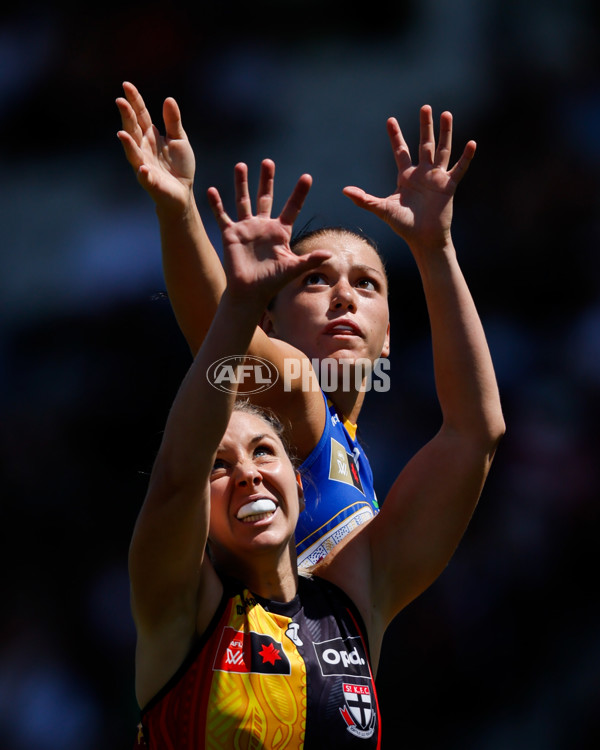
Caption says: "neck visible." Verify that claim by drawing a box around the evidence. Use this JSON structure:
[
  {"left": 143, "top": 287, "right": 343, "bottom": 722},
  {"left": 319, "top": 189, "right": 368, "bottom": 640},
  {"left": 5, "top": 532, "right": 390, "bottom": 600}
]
[
  {"left": 215, "top": 541, "right": 299, "bottom": 602},
  {"left": 246, "top": 565, "right": 298, "bottom": 602},
  {"left": 329, "top": 386, "right": 366, "bottom": 424}
]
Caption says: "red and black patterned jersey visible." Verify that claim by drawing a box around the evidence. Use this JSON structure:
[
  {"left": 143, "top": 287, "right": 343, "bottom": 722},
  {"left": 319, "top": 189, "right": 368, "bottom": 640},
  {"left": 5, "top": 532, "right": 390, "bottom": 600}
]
[{"left": 135, "top": 575, "right": 381, "bottom": 749}]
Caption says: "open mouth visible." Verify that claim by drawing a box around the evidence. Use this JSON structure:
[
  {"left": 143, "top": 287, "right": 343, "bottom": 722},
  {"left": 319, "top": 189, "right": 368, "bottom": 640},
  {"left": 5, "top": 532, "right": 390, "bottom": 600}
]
[
  {"left": 236, "top": 498, "right": 277, "bottom": 523},
  {"left": 324, "top": 320, "right": 362, "bottom": 336}
]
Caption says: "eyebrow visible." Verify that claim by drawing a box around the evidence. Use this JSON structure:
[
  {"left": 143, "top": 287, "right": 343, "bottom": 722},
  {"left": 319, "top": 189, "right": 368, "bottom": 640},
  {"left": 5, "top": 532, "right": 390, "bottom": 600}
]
[
  {"left": 310, "top": 260, "right": 386, "bottom": 278},
  {"left": 353, "top": 263, "right": 386, "bottom": 278},
  {"left": 249, "top": 434, "right": 271, "bottom": 445},
  {"left": 216, "top": 433, "right": 273, "bottom": 453}
]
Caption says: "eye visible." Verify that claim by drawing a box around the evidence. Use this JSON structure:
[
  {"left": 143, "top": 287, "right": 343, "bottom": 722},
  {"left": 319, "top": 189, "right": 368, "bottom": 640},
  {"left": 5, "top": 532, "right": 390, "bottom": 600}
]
[
  {"left": 303, "top": 272, "right": 328, "bottom": 287},
  {"left": 254, "top": 443, "right": 275, "bottom": 459},
  {"left": 211, "top": 457, "right": 229, "bottom": 474},
  {"left": 356, "top": 277, "right": 377, "bottom": 291}
]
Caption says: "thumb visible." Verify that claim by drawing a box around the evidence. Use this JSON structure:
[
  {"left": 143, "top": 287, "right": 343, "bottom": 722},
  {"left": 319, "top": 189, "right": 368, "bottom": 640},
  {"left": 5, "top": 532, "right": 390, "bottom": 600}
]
[
  {"left": 296, "top": 249, "right": 331, "bottom": 269},
  {"left": 136, "top": 164, "right": 155, "bottom": 191},
  {"left": 163, "top": 97, "right": 186, "bottom": 140},
  {"left": 277, "top": 249, "right": 331, "bottom": 287},
  {"left": 343, "top": 185, "right": 371, "bottom": 206},
  {"left": 343, "top": 186, "right": 382, "bottom": 215}
]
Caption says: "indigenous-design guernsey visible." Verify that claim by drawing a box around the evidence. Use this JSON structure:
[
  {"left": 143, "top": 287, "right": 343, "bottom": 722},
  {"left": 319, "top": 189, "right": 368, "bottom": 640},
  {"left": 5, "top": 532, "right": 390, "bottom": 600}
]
[
  {"left": 135, "top": 576, "right": 381, "bottom": 749},
  {"left": 296, "top": 392, "right": 379, "bottom": 569}
]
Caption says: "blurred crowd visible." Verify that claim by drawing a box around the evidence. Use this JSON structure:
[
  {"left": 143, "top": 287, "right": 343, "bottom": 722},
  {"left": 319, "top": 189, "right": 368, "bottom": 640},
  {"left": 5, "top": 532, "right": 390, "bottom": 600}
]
[{"left": 1, "top": 1, "right": 599, "bottom": 748}]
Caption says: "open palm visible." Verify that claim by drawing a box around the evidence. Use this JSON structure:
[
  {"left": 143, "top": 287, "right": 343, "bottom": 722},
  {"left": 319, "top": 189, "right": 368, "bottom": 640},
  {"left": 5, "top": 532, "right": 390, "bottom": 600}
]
[
  {"left": 208, "top": 160, "right": 330, "bottom": 305},
  {"left": 116, "top": 81, "right": 195, "bottom": 208},
  {"left": 344, "top": 106, "right": 476, "bottom": 253}
]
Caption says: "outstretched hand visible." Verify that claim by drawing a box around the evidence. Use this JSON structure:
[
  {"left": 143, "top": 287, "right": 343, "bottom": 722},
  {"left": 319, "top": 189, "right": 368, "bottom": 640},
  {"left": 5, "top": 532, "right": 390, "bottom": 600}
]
[
  {"left": 343, "top": 105, "right": 476, "bottom": 254},
  {"left": 116, "top": 81, "right": 195, "bottom": 210},
  {"left": 207, "top": 160, "right": 330, "bottom": 306}
]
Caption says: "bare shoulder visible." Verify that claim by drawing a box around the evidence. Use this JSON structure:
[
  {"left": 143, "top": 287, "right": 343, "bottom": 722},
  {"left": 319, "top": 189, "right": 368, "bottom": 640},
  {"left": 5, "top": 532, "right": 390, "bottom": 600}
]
[
  {"left": 310, "top": 523, "right": 374, "bottom": 626},
  {"left": 134, "top": 561, "right": 223, "bottom": 709}
]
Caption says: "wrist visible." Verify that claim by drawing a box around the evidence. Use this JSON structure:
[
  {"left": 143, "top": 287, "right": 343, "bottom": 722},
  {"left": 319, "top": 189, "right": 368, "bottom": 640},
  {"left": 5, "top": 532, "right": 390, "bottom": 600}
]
[
  {"left": 154, "top": 185, "right": 197, "bottom": 224},
  {"left": 408, "top": 231, "right": 456, "bottom": 262},
  {"left": 220, "top": 287, "right": 269, "bottom": 322}
]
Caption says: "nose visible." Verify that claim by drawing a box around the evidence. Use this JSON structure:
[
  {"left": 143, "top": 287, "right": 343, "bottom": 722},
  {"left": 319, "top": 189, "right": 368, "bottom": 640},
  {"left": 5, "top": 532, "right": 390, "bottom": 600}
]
[
  {"left": 330, "top": 280, "right": 356, "bottom": 312},
  {"left": 234, "top": 460, "right": 262, "bottom": 488}
]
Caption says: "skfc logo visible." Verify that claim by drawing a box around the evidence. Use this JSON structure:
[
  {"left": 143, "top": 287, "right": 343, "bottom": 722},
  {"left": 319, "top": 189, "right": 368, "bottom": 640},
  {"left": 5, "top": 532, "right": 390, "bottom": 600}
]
[
  {"left": 206, "top": 356, "right": 279, "bottom": 394},
  {"left": 340, "top": 683, "right": 377, "bottom": 739}
]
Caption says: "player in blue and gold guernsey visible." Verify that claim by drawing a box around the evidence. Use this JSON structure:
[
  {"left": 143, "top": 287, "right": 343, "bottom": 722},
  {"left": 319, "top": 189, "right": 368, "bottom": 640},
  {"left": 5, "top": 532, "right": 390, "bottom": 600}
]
[
  {"left": 128, "top": 150, "right": 504, "bottom": 747},
  {"left": 118, "top": 83, "right": 387, "bottom": 565},
  {"left": 294, "top": 393, "right": 379, "bottom": 568},
  {"left": 118, "top": 82, "right": 505, "bottom": 570}
]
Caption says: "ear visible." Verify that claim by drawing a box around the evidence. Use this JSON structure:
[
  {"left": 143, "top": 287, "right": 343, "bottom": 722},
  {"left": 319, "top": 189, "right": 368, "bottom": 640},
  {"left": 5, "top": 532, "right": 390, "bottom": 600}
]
[
  {"left": 259, "top": 309, "right": 275, "bottom": 336},
  {"left": 296, "top": 472, "right": 305, "bottom": 513},
  {"left": 380, "top": 321, "right": 391, "bottom": 358}
]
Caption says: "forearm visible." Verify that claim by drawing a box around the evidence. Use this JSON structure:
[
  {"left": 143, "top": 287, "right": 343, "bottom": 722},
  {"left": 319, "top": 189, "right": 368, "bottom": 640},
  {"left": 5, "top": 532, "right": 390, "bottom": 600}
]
[
  {"left": 130, "top": 277, "right": 244, "bottom": 623},
  {"left": 152, "top": 291, "right": 264, "bottom": 490},
  {"left": 351, "top": 245, "right": 504, "bottom": 622},
  {"left": 416, "top": 239, "right": 505, "bottom": 445},
  {"left": 157, "top": 192, "right": 226, "bottom": 356}
]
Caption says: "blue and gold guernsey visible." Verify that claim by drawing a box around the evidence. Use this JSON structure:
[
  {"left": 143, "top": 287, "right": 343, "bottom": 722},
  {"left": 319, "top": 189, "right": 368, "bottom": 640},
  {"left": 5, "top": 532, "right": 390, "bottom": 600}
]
[
  {"left": 296, "top": 392, "right": 379, "bottom": 569},
  {"left": 135, "top": 575, "right": 381, "bottom": 749}
]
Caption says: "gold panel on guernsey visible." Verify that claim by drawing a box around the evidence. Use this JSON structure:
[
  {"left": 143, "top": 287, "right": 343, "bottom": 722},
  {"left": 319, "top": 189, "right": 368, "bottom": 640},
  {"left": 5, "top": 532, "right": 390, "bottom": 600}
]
[
  {"left": 206, "top": 594, "right": 308, "bottom": 749},
  {"left": 328, "top": 439, "right": 364, "bottom": 494}
]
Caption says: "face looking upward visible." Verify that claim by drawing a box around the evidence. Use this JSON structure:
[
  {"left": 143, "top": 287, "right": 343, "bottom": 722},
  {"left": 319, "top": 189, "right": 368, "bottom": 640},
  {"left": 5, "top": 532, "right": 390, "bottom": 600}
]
[
  {"left": 208, "top": 410, "right": 303, "bottom": 562},
  {"left": 262, "top": 231, "right": 391, "bottom": 368}
]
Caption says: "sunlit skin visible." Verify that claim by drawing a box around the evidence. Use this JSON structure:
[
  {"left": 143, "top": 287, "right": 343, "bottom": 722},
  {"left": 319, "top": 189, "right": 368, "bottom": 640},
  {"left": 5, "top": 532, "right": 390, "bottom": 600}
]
[
  {"left": 207, "top": 410, "right": 304, "bottom": 587},
  {"left": 116, "top": 82, "right": 473, "bottom": 435},
  {"left": 121, "top": 87, "right": 507, "bottom": 720},
  {"left": 262, "top": 233, "right": 391, "bottom": 417}
]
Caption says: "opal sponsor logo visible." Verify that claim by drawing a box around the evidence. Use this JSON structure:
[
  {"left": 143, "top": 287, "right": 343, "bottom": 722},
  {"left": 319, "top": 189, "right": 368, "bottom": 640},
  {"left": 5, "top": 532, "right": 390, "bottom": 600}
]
[{"left": 313, "top": 636, "right": 371, "bottom": 678}]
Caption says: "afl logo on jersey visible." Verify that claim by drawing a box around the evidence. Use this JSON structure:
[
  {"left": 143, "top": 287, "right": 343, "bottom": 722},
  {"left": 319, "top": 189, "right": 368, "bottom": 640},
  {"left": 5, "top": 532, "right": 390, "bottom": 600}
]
[
  {"left": 213, "top": 626, "right": 291, "bottom": 675},
  {"left": 328, "top": 438, "right": 365, "bottom": 495}
]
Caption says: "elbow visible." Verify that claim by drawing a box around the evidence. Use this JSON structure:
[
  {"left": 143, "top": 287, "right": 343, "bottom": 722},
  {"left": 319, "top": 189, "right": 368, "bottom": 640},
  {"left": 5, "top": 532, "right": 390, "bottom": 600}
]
[
  {"left": 446, "top": 407, "right": 506, "bottom": 459},
  {"left": 490, "top": 405, "right": 507, "bottom": 445},
  {"left": 482, "top": 409, "right": 506, "bottom": 460},
  {"left": 477, "top": 391, "right": 507, "bottom": 452}
]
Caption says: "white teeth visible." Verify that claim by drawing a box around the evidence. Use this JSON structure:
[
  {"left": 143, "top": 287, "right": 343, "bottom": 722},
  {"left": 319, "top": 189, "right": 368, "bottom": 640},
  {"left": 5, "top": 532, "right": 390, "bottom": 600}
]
[
  {"left": 333, "top": 325, "right": 354, "bottom": 332},
  {"left": 241, "top": 512, "right": 272, "bottom": 524},
  {"left": 237, "top": 499, "right": 276, "bottom": 520}
]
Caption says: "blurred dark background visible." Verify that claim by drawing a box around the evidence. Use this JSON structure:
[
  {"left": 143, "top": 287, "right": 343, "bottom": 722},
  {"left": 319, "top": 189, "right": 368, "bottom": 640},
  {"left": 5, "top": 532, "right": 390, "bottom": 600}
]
[{"left": 1, "top": 2, "right": 599, "bottom": 748}]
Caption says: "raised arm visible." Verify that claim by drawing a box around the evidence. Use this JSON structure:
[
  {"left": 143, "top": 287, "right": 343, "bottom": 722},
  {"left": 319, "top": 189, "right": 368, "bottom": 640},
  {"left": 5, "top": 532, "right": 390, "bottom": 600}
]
[
  {"left": 117, "top": 84, "right": 326, "bottom": 457},
  {"left": 129, "top": 170, "right": 330, "bottom": 705},
  {"left": 327, "top": 108, "right": 505, "bottom": 657},
  {"left": 116, "top": 81, "right": 225, "bottom": 352},
  {"left": 344, "top": 106, "right": 499, "bottom": 438}
]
